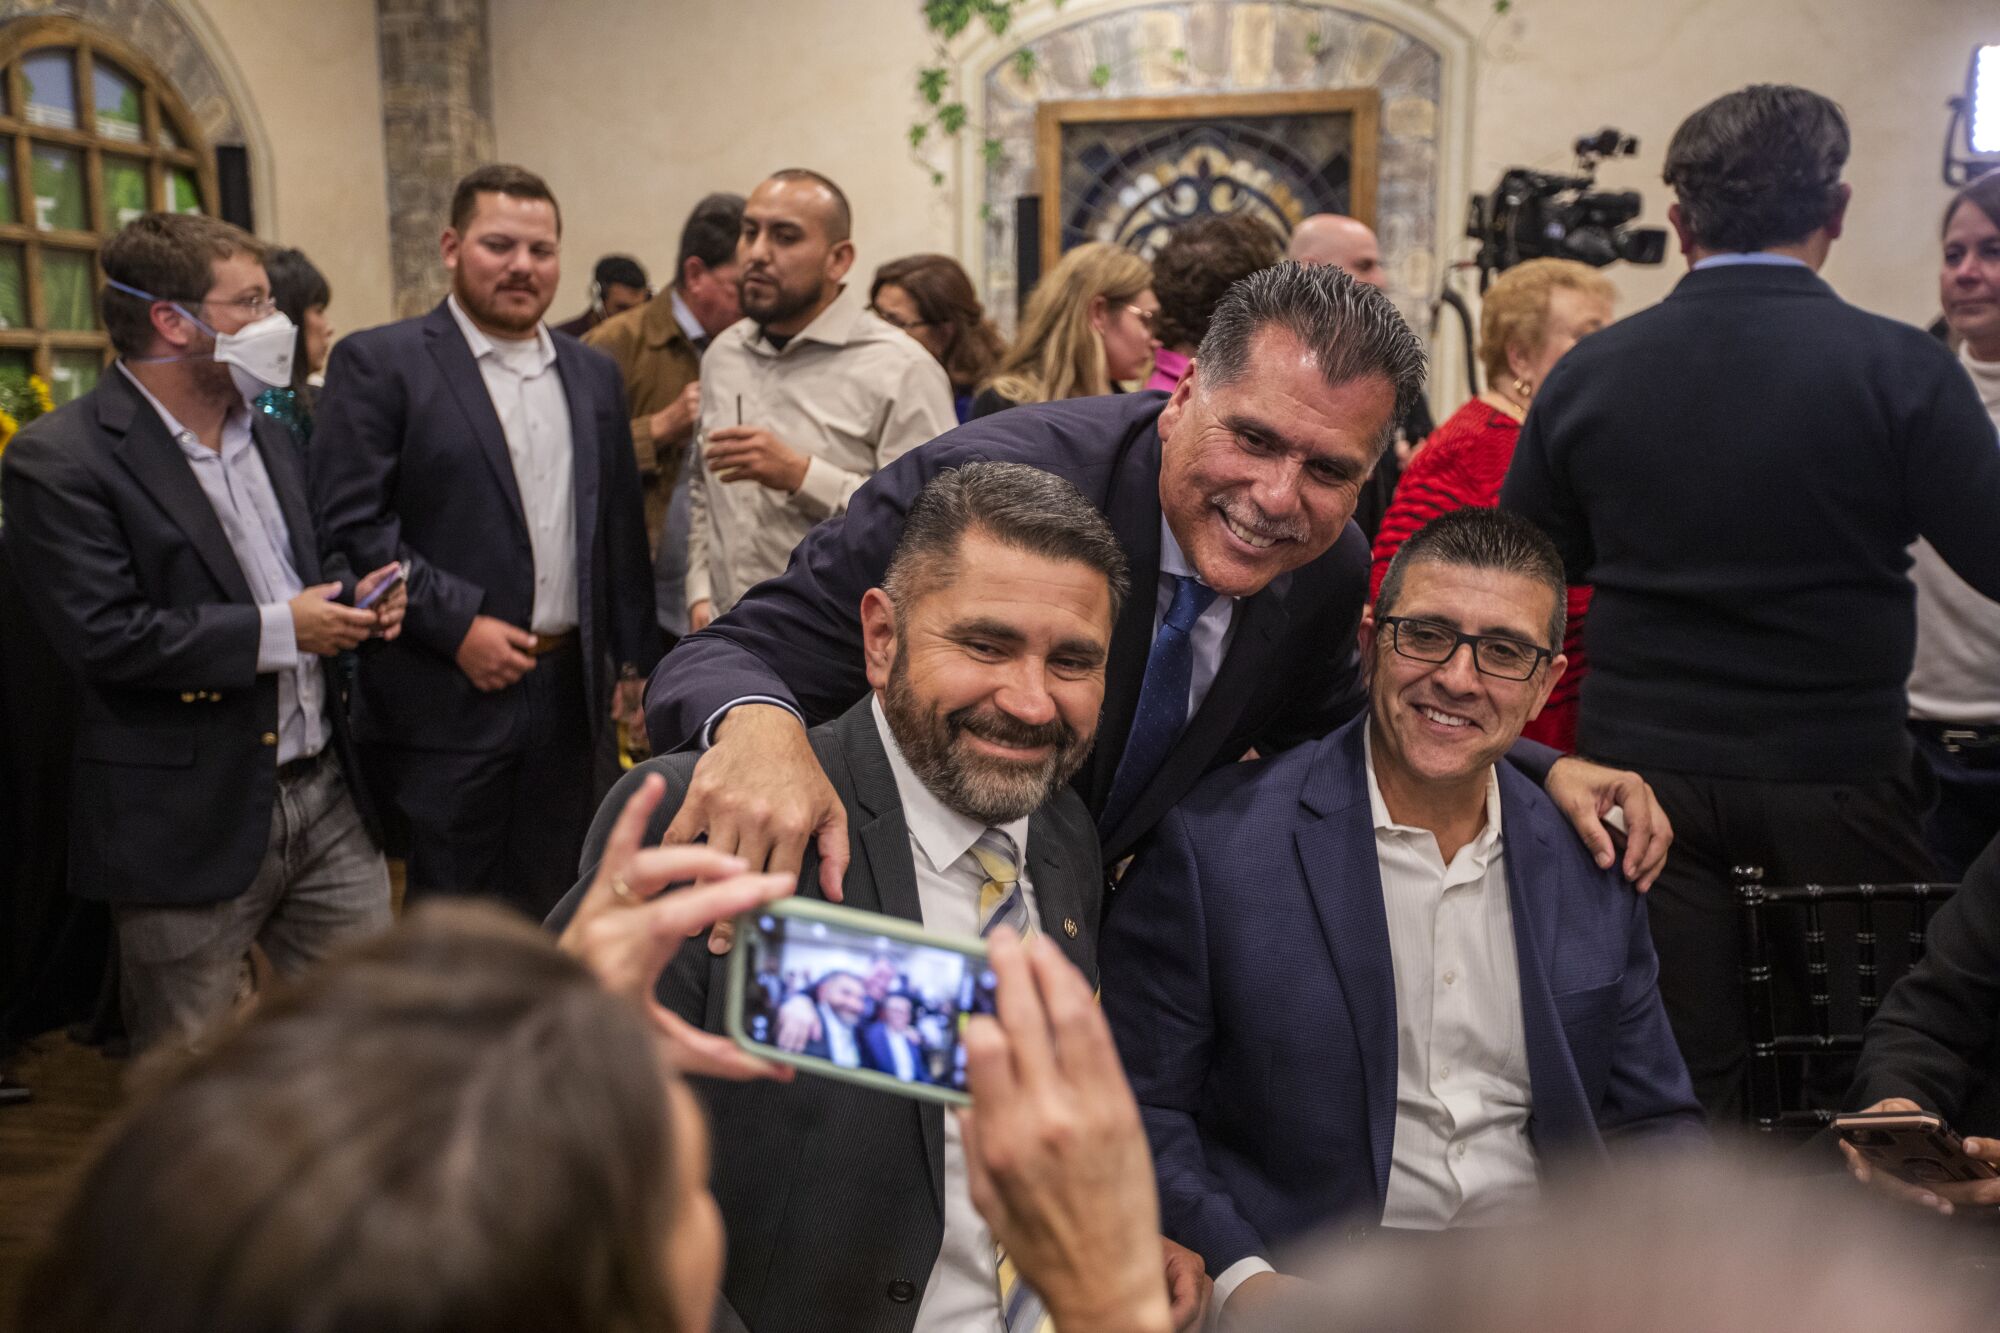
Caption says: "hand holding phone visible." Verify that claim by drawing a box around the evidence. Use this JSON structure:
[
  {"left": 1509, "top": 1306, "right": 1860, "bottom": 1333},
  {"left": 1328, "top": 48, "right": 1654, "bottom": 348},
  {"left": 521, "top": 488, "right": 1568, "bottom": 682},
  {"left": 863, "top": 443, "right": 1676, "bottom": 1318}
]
[
  {"left": 728, "top": 899, "right": 993, "bottom": 1106},
  {"left": 355, "top": 561, "right": 403, "bottom": 609},
  {"left": 1836, "top": 1103, "right": 2000, "bottom": 1214}
]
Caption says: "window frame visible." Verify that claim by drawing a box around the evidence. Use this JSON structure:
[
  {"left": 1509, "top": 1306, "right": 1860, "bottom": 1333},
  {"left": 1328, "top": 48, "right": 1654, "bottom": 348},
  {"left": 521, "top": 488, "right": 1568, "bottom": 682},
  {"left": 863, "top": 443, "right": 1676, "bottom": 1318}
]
[{"left": 0, "top": 16, "right": 215, "bottom": 392}]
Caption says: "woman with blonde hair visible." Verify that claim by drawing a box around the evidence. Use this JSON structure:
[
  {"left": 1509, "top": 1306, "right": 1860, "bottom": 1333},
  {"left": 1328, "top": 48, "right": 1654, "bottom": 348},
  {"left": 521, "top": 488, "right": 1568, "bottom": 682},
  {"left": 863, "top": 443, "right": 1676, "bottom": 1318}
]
[
  {"left": 971, "top": 241, "right": 1158, "bottom": 417},
  {"left": 1370, "top": 256, "right": 1616, "bottom": 751}
]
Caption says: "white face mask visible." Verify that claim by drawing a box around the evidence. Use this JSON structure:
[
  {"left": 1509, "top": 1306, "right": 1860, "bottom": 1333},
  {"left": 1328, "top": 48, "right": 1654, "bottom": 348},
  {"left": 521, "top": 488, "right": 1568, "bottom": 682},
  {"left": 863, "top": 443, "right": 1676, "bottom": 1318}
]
[{"left": 106, "top": 278, "right": 297, "bottom": 402}]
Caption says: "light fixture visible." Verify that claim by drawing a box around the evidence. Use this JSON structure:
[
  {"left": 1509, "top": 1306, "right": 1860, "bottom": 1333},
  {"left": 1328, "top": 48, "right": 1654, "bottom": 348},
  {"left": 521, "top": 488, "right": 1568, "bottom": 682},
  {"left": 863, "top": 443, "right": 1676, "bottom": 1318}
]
[
  {"left": 1971, "top": 45, "right": 2000, "bottom": 154},
  {"left": 1945, "top": 44, "right": 2000, "bottom": 185}
]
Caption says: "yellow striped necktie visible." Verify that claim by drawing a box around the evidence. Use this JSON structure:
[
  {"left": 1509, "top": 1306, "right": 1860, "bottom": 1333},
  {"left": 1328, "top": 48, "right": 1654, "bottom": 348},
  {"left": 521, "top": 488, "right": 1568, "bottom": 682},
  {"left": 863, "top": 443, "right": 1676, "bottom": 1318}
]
[{"left": 971, "top": 831, "right": 1033, "bottom": 940}]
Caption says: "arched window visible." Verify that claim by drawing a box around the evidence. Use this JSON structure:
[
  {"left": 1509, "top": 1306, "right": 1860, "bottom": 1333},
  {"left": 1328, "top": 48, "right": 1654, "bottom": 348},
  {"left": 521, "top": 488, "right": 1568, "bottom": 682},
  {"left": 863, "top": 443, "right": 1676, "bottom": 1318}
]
[{"left": 0, "top": 18, "right": 214, "bottom": 405}]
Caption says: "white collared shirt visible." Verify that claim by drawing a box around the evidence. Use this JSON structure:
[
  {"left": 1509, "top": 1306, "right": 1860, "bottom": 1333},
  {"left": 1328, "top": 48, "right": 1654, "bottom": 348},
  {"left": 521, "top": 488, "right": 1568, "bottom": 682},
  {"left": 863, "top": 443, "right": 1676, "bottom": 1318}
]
[
  {"left": 1364, "top": 726, "right": 1539, "bottom": 1229},
  {"left": 117, "top": 364, "right": 326, "bottom": 763},
  {"left": 818, "top": 1003, "right": 862, "bottom": 1068},
  {"left": 446, "top": 295, "right": 577, "bottom": 634},
  {"left": 1156, "top": 515, "right": 1237, "bottom": 718},
  {"left": 1215, "top": 729, "right": 1539, "bottom": 1312},
  {"left": 873, "top": 694, "right": 1033, "bottom": 1333},
  {"left": 669, "top": 287, "right": 706, "bottom": 345}
]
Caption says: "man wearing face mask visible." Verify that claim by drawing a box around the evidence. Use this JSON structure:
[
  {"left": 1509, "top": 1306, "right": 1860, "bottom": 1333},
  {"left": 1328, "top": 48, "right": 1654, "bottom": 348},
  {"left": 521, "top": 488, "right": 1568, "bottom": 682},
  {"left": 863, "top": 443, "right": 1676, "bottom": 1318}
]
[
  {"left": 311, "top": 165, "right": 660, "bottom": 919},
  {"left": 0, "top": 212, "right": 405, "bottom": 1055}
]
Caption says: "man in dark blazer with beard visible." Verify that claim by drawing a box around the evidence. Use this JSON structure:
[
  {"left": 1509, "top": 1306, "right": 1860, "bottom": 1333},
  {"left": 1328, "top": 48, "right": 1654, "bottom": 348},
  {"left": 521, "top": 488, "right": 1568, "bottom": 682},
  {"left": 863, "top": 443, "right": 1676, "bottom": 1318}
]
[
  {"left": 550, "top": 463, "right": 1208, "bottom": 1333},
  {"left": 313, "top": 165, "right": 659, "bottom": 918}
]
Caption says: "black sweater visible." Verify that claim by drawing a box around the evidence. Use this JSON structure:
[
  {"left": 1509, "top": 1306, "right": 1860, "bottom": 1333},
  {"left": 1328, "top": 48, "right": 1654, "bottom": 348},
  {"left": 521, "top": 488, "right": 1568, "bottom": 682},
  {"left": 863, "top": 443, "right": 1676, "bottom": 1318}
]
[{"left": 1501, "top": 262, "right": 2000, "bottom": 782}]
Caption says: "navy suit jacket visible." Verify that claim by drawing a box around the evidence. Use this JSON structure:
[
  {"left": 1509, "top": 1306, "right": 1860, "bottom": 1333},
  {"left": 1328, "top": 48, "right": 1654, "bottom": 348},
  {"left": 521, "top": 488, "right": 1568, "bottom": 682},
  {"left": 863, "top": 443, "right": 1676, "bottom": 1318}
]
[
  {"left": 1099, "top": 714, "right": 1702, "bottom": 1273},
  {"left": 645, "top": 393, "right": 1373, "bottom": 865},
  {"left": 860, "top": 1021, "right": 934, "bottom": 1084},
  {"left": 0, "top": 370, "right": 372, "bottom": 905},
  {"left": 310, "top": 301, "right": 659, "bottom": 753}
]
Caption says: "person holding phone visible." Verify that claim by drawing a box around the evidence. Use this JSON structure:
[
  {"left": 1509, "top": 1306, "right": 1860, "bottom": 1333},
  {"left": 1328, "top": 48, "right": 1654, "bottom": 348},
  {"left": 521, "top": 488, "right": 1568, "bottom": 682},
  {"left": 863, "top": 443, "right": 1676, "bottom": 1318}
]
[
  {"left": 0, "top": 212, "right": 406, "bottom": 1056},
  {"left": 550, "top": 461, "right": 1210, "bottom": 1332}
]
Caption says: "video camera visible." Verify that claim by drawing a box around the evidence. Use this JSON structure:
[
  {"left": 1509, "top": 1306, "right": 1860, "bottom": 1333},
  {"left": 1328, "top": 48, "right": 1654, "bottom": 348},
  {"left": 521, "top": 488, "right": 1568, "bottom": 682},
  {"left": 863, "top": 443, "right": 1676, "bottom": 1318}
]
[{"left": 1467, "top": 128, "right": 1668, "bottom": 281}]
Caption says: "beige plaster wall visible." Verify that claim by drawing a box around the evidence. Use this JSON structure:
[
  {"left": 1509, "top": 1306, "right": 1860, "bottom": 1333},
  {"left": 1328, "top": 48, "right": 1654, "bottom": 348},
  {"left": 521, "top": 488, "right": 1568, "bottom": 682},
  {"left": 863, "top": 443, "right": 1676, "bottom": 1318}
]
[
  {"left": 488, "top": 0, "right": 953, "bottom": 322},
  {"left": 183, "top": 0, "right": 396, "bottom": 332},
  {"left": 491, "top": 0, "right": 1985, "bottom": 339}
]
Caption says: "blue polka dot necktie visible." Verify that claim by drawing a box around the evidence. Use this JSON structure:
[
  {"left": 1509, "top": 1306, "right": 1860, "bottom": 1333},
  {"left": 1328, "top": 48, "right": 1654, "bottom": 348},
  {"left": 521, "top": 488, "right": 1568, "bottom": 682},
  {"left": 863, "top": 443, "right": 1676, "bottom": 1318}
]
[{"left": 1100, "top": 573, "right": 1217, "bottom": 835}]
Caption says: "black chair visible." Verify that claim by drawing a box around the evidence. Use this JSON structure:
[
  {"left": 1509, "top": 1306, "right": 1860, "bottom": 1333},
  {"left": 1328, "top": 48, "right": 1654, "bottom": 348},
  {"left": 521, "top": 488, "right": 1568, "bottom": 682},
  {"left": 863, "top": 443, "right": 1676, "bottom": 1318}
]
[{"left": 1736, "top": 866, "right": 1958, "bottom": 1134}]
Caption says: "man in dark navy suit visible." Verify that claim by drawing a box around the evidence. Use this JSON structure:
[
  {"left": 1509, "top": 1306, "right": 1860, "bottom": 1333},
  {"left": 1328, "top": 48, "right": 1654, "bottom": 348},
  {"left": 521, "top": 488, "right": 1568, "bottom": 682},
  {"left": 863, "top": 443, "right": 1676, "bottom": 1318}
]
[
  {"left": 313, "top": 165, "right": 660, "bottom": 918},
  {"left": 1, "top": 213, "right": 404, "bottom": 1054},
  {"left": 1100, "top": 510, "right": 1702, "bottom": 1325},
  {"left": 643, "top": 263, "right": 1675, "bottom": 923}
]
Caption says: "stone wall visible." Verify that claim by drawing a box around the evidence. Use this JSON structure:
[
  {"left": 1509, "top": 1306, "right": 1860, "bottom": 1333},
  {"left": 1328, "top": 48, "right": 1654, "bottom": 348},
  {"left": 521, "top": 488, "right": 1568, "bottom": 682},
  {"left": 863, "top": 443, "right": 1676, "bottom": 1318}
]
[
  {"left": 376, "top": 0, "right": 494, "bottom": 317},
  {"left": 0, "top": 0, "right": 248, "bottom": 147}
]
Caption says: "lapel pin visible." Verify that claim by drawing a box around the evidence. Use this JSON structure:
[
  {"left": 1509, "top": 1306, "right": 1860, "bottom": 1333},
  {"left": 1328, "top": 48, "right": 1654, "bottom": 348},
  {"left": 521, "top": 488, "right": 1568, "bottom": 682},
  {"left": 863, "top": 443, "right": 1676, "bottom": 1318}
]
[{"left": 1063, "top": 918, "right": 1079, "bottom": 938}]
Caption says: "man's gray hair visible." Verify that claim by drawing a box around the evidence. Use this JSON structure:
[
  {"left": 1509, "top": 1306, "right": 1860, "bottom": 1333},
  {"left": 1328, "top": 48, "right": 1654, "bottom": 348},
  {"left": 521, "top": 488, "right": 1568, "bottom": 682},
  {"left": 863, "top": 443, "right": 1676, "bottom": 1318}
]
[
  {"left": 1376, "top": 508, "right": 1567, "bottom": 651},
  {"left": 881, "top": 462, "right": 1132, "bottom": 617},
  {"left": 1195, "top": 259, "right": 1427, "bottom": 455}
]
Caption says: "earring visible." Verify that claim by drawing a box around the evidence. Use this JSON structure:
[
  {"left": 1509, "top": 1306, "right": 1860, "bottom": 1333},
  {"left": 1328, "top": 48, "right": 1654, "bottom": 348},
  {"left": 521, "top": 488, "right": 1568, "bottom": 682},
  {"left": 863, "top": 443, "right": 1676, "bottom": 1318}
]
[{"left": 1512, "top": 377, "right": 1534, "bottom": 401}]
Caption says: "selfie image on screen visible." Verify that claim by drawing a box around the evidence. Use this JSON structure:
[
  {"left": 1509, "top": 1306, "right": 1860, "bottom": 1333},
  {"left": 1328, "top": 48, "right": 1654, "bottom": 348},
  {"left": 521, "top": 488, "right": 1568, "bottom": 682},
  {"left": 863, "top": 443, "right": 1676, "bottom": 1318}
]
[{"left": 742, "top": 913, "right": 996, "bottom": 1092}]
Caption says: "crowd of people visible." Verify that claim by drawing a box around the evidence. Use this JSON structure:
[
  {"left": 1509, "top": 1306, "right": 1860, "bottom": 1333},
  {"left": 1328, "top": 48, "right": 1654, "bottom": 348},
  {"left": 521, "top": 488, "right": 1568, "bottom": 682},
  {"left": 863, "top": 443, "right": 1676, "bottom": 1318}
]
[{"left": 6, "top": 76, "right": 2000, "bottom": 1331}]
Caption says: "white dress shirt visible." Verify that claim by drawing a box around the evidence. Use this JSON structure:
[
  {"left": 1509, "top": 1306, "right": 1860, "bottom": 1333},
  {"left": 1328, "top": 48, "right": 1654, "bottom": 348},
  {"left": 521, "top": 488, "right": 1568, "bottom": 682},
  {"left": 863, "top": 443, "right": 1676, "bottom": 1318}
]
[
  {"left": 873, "top": 695, "right": 1033, "bottom": 1333},
  {"left": 1155, "top": 515, "right": 1236, "bottom": 718},
  {"left": 117, "top": 365, "right": 327, "bottom": 763},
  {"left": 1908, "top": 346, "right": 2000, "bottom": 722},
  {"left": 818, "top": 1003, "right": 862, "bottom": 1068},
  {"left": 1215, "top": 731, "right": 1539, "bottom": 1311},
  {"left": 446, "top": 295, "right": 577, "bottom": 634}
]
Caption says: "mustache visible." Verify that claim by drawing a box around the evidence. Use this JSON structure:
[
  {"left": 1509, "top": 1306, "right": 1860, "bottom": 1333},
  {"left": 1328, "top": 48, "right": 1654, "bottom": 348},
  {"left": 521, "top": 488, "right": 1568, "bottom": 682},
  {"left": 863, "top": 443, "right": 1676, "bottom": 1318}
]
[
  {"left": 947, "top": 703, "right": 1075, "bottom": 754},
  {"left": 1217, "top": 495, "right": 1309, "bottom": 544}
]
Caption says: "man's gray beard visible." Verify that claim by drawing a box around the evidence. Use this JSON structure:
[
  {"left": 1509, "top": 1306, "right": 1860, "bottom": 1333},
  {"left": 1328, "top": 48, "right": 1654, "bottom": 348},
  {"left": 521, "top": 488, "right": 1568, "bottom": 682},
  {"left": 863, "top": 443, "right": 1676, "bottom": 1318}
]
[{"left": 880, "top": 654, "right": 1089, "bottom": 826}]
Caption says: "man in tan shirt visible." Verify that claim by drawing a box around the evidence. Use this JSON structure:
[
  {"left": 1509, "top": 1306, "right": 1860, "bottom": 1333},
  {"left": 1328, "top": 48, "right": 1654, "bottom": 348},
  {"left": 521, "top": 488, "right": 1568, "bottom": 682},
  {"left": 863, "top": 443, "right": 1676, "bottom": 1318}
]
[
  {"left": 687, "top": 170, "right": 955, "bottom": 627},
  {"left": 585, "top": 193, "right": 744, "bottom": 637}
]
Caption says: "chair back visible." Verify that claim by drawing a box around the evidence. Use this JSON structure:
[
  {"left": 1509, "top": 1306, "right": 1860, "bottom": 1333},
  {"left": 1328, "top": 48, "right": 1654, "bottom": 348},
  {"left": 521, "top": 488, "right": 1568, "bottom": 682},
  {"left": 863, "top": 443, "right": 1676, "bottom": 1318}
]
[{"left": 1736, "top": 866, "right": 1957, "bottom": 1133}]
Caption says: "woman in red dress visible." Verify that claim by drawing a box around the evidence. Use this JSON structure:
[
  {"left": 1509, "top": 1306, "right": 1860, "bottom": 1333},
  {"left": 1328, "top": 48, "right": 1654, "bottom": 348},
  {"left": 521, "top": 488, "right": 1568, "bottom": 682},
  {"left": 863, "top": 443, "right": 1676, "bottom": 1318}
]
[{"left": 1371, "top": 258, "right": 1616, "bottom": 751}]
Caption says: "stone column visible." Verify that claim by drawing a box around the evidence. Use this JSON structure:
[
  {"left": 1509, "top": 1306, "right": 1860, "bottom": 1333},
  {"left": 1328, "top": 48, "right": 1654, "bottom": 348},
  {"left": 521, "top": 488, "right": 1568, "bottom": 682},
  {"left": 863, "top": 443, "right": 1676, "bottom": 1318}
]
[{"left": 376, "top": 0, "right": 495, "bottom": 317}]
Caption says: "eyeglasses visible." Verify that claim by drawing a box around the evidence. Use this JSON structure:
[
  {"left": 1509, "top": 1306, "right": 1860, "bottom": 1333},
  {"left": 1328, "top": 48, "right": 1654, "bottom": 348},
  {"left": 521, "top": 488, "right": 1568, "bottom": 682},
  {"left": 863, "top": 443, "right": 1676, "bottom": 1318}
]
[
  {"left": 1125, "top": 303, "right": 1158, "bottom": 332},
  {"left": 868, "top": 305, "right": 931, "bottom": 332},
  {"left": 185, "top": 293, "right": 281, "bottom": 319},
  {"left": 1379, "top": 616, "right": 1552, "bottom": 681}
]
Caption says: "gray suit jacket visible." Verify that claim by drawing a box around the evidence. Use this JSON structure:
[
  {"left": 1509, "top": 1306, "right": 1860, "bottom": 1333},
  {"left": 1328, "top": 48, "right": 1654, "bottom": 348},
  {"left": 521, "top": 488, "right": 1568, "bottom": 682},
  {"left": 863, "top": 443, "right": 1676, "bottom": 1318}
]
[{"left": 548, "top": 697, "right": 1103, "bottom": 1333}]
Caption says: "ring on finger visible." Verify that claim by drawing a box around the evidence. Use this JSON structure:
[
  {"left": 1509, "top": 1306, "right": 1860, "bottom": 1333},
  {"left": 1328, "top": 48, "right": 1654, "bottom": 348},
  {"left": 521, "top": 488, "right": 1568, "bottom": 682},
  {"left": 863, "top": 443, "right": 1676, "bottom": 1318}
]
[{"left": 610, "top": 874, "right": 636, "bottom": 904}]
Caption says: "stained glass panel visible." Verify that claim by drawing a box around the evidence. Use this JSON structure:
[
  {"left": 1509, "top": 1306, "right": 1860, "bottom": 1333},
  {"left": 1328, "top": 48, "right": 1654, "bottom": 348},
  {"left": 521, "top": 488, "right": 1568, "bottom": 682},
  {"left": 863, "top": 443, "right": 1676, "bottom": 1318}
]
[{"left": 1056, "top": 112, "right": 1358, "bottom": 259}]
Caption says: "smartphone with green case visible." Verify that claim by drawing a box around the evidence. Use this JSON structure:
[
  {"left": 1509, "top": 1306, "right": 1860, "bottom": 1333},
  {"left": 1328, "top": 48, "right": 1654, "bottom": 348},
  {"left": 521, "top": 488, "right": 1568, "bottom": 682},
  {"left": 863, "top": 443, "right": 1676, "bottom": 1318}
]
[{"left": 726, "top": 897, "right": 994, "bottom": 1107}]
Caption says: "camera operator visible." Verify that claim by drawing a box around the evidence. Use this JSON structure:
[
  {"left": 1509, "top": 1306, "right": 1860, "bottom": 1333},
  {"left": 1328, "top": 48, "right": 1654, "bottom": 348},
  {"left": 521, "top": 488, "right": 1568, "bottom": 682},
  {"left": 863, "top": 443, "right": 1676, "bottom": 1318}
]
[{"left": 1500, "top": 84, "right": 2000, "bottom": 1123}]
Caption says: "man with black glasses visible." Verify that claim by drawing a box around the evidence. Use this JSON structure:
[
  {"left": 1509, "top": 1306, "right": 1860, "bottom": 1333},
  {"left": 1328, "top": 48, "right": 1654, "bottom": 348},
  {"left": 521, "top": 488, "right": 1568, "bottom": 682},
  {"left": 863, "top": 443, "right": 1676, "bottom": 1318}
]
[{"left": 1100, "top": 509, "right": 1701, "bottom": 1327}]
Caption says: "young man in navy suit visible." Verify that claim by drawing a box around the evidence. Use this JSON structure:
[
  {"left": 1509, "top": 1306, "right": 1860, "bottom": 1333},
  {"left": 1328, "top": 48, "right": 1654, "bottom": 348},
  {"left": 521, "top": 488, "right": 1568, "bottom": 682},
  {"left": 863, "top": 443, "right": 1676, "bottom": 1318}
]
[
  {"left": 1100, "top": 508, "right": 1703, "bottom": 1326},
  {"left": 312, "top": 165, "right": 660, "bottom": 918}
]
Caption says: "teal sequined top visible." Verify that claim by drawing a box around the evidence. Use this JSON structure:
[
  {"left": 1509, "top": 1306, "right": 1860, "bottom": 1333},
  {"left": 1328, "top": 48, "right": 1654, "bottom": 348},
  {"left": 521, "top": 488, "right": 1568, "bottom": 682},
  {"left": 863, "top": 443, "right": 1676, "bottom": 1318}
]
[{"left": 253, "top": 386, "right": 312, "bottom": 445}]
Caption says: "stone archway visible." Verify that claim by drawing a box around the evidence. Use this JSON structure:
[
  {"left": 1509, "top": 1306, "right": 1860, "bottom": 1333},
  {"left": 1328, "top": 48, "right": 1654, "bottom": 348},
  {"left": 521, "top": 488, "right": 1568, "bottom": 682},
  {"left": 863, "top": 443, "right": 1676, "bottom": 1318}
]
[{"left": 953, "top": 0, "right": 1470, "bottom": 338}]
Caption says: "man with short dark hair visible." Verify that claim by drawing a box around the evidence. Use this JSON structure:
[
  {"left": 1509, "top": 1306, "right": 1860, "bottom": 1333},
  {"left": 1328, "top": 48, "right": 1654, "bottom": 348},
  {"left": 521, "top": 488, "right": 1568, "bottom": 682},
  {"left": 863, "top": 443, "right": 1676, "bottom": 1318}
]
[
  {"left": 1501, "top": 85, "right": 2000, "bottom": 1119},
  {"left": 685, "top": 168, "right": 954, "bottom": 628},
  {"left": 646, "top": 262, "right": 1671, "bottom": 907},
  {"left": 313, "top": 163, "right": 660, "bottom": 918},
  {"left": 554, "top": 254, "right": 651, "bottom": 339},
  {"left": 1101, "top": 507, "right": 1702, "bottom": 1325},
  {"left": 0, "top": 212, "right": 404, "bottom": 1053},
  {"left": 553, "top": 461, "right": 1210, "bottom": 1333},
  {"left": 586, "top": 192, "right": 745, "bottom": 638}
]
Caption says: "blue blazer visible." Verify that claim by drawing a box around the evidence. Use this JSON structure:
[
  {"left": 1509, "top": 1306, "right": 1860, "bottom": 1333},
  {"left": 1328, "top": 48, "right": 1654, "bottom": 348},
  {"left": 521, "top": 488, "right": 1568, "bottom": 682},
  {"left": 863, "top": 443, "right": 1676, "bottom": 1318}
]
[
  {"left": 310, "top": 301, "right": 659, "bottom": 753},
  {"left": 1099, "top": 714, "right": 1702, "bottom": 1273},
  {"left": 860, "top": 1021, "right": 934, "bottom": 1085}
]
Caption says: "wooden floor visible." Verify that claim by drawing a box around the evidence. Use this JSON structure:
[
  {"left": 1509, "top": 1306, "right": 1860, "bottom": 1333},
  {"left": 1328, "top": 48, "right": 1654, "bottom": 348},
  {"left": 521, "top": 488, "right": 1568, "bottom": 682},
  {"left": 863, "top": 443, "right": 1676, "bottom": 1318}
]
[{"left": 0, "top": 1030, "right": 124, "bottom": 1330}]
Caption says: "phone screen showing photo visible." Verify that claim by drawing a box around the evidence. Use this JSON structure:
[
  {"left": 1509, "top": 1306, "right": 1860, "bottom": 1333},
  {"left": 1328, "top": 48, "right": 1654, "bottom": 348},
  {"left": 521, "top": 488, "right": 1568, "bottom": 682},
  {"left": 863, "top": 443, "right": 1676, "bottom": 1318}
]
[{"left": 738, "top": 910, "right": 996, "bottom": 1093}]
